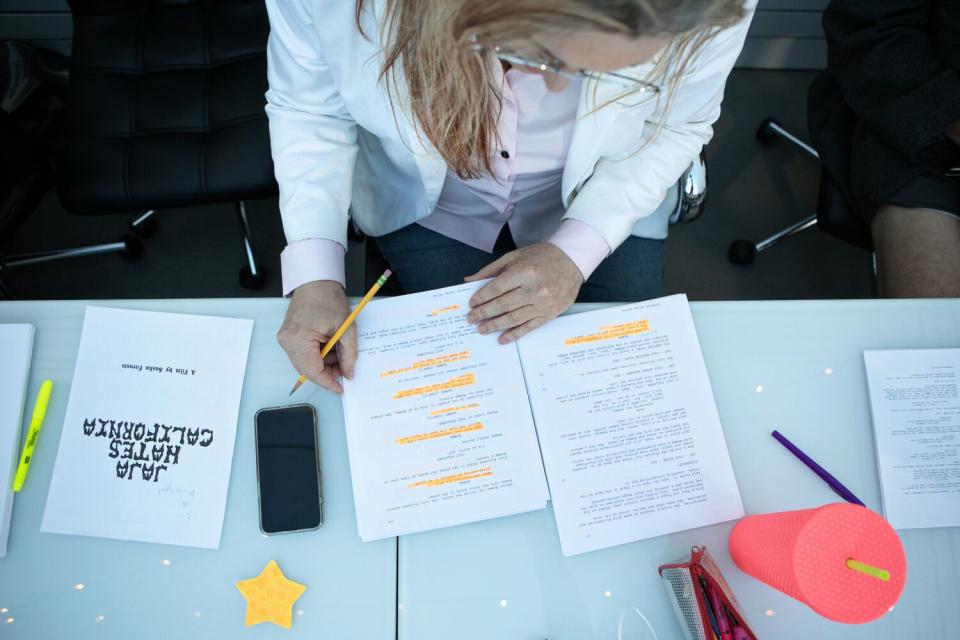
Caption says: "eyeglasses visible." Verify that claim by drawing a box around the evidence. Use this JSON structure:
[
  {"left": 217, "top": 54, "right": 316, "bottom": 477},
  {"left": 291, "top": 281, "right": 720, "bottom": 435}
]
[{"left": 470, "top": 42, "right": 661, "bottom": 97}]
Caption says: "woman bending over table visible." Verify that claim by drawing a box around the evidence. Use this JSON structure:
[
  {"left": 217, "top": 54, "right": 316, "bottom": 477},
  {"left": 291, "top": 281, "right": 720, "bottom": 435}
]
[{"left": 268, "top": 0, "right": 755, "bottom": 392}]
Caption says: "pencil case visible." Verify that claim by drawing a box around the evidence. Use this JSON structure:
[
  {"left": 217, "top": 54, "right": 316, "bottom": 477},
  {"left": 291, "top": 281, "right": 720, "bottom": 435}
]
[{"left": 659, "top": 546, "right": 758, "bottom": 640}]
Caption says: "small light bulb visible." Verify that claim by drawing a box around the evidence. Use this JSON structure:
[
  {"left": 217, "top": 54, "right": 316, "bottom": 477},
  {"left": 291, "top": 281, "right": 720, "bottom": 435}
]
[
  {"left": 297, "top": 609, "right": 304, "bottom": 617},
  {"left": 73, "top": 583, "right": 85, "bottom": 591},
  {"left": 95, "top": 615, "right": 105, "bottom": 622},
  {"left": 824, "top": 367, "right": 833, "bottom": 375},
  {"left": 755, "top": 385, "right": 764, "bottom": 393},
  {"left": 6, "top": 617, "right": 13, "bottom": 624},
  {"left": 194, "top": 611, "right": 202, "bottom": 618},
  {"left": 765, "top": 609, "right": 775, "bottom": 617},
  {"left": 603, "top": 590, "right": 612, "bottom": 598},
  {"left": 499, "top": 599, "right": 508, "bottom": 608},
  {"left": 161, "top": 559, "right": 172, "bottom": 566},
  {"left": 0, "top": 608, "right": 7, "bottom": 614}
]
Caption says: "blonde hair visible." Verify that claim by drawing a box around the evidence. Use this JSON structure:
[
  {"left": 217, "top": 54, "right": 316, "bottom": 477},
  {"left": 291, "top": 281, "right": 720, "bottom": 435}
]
[{"left": 357, "top": 0, "right": 745, "bottom": 179}]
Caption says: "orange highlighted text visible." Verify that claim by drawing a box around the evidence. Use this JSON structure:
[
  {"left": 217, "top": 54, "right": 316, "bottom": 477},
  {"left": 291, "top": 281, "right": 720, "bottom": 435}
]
[
  {"left": 408, "top": 466, "right": 493, "bottom": 488},
  {"left": 380, "top": 351, "right": 470, "bottom": 378},
  {"left": 393, "top": 373, "right": 476, "bottom": 399},
  {"left": 395, "top": 422, "right": 483, "bottom": 445},
  {"left": 565, "top": 320, "right": 650, "bottom": 346}
]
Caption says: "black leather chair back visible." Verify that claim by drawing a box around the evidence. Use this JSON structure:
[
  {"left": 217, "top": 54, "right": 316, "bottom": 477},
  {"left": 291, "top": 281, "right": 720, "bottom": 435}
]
[
  {"left": 0, "top": 110, "right": 53, "bottom": 244},
  {"left": 57, "top": 0, "right": 277, "bottom": 214},
  {"left": 67, "top": 0, "right": 139, "bottom": 14}
]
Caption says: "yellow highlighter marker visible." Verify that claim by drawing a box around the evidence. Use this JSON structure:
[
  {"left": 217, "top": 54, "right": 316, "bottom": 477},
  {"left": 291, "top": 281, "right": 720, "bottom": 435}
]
[
  {"left": 13, "top": 379, "right": 53, "bottom": 492},
  {"left": 289, "top": 270, "right": 392, "bottom": 396}
]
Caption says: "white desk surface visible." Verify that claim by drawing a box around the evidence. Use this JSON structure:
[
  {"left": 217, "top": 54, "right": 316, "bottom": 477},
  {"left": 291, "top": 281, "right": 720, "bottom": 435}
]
[
  {"left": 0, "top": 299, "right": 396, "bottom": 640},
  {"left": 3, "top": 298, "right": 960, "bottom": 640},
  {"left": 397, "top": 299, "right": 960, "bottom": 640}
]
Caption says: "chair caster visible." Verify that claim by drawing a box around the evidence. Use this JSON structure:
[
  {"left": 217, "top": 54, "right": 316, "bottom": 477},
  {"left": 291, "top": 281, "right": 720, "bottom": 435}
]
[
  {"left": 727, "top": 239, "right": 757, "bottom": 265},
  {"left": 239, "top": 265, "right": 266, "bottom": 290},
  {"left": 120, "top": 235, "right": 144, "bottom": 261},
  {"left": 756, "top": 118, "right": 780, "bottom": 145},
  {"left": 129, "top": 211, "right": 158, "bottom": 238}
]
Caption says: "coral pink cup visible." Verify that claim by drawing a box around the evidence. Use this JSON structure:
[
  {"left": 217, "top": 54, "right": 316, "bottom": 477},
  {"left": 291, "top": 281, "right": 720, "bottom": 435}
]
[{"left": 729, "top": 503, "right": 906, "bottom": 624}]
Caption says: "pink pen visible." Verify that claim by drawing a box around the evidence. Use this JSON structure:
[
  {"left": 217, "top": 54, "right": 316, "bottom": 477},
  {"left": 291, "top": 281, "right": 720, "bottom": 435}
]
[{"left": 707, "top": 586, "right": 733, "bottom": 640}]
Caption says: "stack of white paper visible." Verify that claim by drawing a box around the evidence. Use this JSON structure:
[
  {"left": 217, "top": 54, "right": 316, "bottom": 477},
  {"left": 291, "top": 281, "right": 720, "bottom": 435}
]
[
  {"left": 342, "top": 282, "right": 549, "bottom": 540},
  {"left": 0, "top": 324, "right": 35, "bottom": 557},
  {"left": 41, "top": 307, "right": 253, "bottom": 549},
  {"left": 517, "top": 294, "right": 744, "bottom": 556},
  {"left": 864, "top": 348, "right": 960, "bottom": 530}
]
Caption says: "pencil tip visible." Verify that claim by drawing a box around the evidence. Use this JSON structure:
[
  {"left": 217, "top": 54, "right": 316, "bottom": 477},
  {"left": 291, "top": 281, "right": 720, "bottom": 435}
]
[{"left": 288, "top": 380, "right": 302, "bottom": 396}]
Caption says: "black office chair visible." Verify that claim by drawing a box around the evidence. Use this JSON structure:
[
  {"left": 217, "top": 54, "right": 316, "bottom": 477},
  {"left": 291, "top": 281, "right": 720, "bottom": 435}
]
[
  {"left": 727, "top": 118, "right": 872, "bottom": 265},
  {"left": 55, "top": 0, "right": 278, "bottom": 288},
  {"left": 0, "top": 44, "right": 142, "bottom": 300}
]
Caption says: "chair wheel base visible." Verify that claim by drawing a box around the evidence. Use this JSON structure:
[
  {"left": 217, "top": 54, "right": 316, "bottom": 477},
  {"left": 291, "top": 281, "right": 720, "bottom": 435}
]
[
  {"left": 120, "top": 235, "right": 144, "bottom": 261},
  {"left": 239, "top": 265, "right": 266, "bottom": 290},
  {"left": 728, "top": 239, "right": 757, "bottom": 265},
  {"left": 756, "top": 118, "right": 780, "bottom": 144},
  {"left": 129, "top": 214, "right": 158, "bottom": 238}
]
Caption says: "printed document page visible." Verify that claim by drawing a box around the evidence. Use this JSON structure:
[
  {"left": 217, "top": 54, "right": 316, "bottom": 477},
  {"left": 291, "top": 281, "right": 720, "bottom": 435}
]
[
  {"left": 517, "top": 294, "right": 743, "bottom": 556},
  {"left": 0, "top": 324, "right": 34, "bottom": 557},
  {"left": 342, "top": 282, "right": 548, "bottom": 541},
  {"left": 41, "top": 307, "right": 253, "bottom": 548},
  {"left": 864, "top": 348, "right": 960, "bottom": 530}
]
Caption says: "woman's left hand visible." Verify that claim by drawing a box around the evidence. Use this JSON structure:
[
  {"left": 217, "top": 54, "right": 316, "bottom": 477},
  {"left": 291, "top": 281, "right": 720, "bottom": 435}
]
[{"left": 464, "top": 243, "right": 583, "bottom": 344}]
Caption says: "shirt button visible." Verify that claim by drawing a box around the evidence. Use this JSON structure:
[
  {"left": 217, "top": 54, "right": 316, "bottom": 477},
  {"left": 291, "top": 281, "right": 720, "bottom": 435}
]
[{"left": 500, "top": 150, "right": 510, "bottom": 159}]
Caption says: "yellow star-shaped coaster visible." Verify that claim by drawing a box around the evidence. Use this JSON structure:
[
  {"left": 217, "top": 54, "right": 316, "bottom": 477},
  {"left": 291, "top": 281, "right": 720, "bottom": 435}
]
[{"left": 236, "top": 560, "right": 307, "bottom": 629}]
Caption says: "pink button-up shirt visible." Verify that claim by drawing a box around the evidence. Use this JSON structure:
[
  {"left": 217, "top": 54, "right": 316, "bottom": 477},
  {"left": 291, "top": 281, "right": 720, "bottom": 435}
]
[{"left": 280, "top": 63, "right": 610, "bottom": 296}]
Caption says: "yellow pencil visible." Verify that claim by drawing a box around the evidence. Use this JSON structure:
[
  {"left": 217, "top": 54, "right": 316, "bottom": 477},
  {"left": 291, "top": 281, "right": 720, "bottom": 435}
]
[{"left": 289, "top": 269, "right": 392, "bottom": 395}]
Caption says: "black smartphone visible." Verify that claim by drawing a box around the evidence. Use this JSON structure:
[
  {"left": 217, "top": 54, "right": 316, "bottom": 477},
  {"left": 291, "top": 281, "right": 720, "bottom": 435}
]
[{"left": 255, "top": 404, "right": 323, "bottom": 535}]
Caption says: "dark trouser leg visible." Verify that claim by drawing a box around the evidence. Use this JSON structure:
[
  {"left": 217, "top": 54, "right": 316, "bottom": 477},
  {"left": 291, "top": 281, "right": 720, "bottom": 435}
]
[
  {"left": 374, "top": 224, "right": 516, "bottom": 294},
  {"left": 577, "top": 235, "right": 665, "bottom": 303}
]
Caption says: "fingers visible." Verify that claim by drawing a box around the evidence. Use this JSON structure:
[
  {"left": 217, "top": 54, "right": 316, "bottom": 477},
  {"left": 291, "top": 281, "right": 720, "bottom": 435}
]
[
  {"left": 337, "top": 325, "right": 359, "bottom": 380},
  {"left": 464, "top": 252, "right": 516, "bottom": 283},
  {"left": 477, "top": 304, "right": 537, "bottom": 336},
  {"left": 277, "top": 281, "right": 355, "bottom": 395},
  {"left": 497, "top": 316, "right": 548, "bottom": 344},
  {"left": 467, "top": 288, "right": 530, "bottom": 325},
  {"left": 299, "top": 341, "right": 344, "bottom": 394},
  {"left": 469, "top": 268, "right": 524, "bottom": 308}
]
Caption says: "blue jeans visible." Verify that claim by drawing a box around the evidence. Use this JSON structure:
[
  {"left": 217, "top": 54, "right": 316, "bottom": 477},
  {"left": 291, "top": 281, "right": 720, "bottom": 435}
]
[{"left": 374, "top": 224, "right": 663, "bottom": 303}]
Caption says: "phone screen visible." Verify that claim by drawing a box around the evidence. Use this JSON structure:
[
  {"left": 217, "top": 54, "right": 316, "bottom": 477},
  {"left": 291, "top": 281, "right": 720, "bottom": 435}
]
[{"left": 255, "top": 404, "right": 322, "bottom": 534}]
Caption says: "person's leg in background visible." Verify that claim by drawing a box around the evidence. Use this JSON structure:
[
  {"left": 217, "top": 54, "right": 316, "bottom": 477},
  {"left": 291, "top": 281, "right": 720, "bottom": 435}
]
[
  {"left": 374, "top": 223, "right": 516, "bottom": 294},
  {"left": 577, "top": 235, "right": 664, "bottom": 303},
  {"left": 871, "top": 205, "right": 960, "bottom": 298}
]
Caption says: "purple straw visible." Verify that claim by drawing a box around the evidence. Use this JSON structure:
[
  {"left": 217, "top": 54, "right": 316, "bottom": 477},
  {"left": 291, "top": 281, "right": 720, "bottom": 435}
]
[{"left": 771, "top": 430, "right": 866, "bottom": 507}]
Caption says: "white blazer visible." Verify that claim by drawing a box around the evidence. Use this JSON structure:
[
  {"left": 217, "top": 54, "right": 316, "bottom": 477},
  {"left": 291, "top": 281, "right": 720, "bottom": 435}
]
[{"left": 265, "top": 0, "right": 755, "bottom": 253}]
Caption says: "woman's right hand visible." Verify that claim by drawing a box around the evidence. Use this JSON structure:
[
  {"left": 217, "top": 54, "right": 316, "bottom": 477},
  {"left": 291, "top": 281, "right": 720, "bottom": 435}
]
[{"left": 277, "top": 280, "right": 357, "bottom": 394}]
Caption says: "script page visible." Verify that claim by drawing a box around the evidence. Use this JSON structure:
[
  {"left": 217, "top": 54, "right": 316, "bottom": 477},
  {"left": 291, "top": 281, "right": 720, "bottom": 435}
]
[
  {"left": 517, "top": 294, "right": 743, "bottom": 556},
  {"left": 41, "top": 307, "right": 253, "bottom": 549},
  {"left": 864, "top": 348, "right": 960, "bottom": 530},
  {"left": 341, "top": 282, "right": 547, "bottom": 541},
  {"left": 0, "top": 324, "right": 33, "bottom": 557}
]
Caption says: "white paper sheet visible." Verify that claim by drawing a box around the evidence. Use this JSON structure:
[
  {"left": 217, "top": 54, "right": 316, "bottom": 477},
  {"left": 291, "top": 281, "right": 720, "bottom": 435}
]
[
  {"left": 517, "top": 294, "right": 744, "bottom": 556},
  {"left": 41, "top": 307, "right": 253, "bottom": 549},
  {"left": 864, "top": 348, "right": 960, "bottom": 530},
  {"left": 0, "top": 324, "right": 34, "bottom": 557},
  {"left": 342, "top": 282, "right": 548, "bottom": 541}
]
